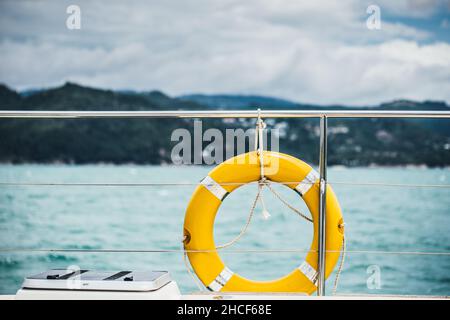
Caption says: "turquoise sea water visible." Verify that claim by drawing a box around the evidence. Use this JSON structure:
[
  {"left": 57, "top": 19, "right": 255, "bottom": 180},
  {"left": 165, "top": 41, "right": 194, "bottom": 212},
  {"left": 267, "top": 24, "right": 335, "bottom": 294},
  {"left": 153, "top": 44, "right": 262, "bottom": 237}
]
[{"left": 0, "top": 164, "right": 449, "bottom": 296}]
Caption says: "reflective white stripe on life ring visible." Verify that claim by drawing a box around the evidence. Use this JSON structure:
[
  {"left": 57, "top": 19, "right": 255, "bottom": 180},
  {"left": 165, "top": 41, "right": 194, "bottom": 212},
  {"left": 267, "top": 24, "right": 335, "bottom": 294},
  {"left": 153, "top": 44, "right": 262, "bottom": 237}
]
[
  {"left": 201, "top": 176, "right": 227, "bottom": 201},
  {"left": 207, "top": 267, "right": 234, "bottom": 291},
  {"left": 298, "top": 261, "right": 318, "bottom": 285},
  {"left": 295, "top": 169, "right": 319, "bottom": 196}
]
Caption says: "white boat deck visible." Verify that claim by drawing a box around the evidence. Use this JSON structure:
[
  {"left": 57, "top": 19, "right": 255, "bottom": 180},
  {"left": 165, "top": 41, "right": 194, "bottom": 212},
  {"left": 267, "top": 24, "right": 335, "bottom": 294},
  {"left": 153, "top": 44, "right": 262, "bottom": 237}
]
[
  {"left": 1, "top": 292, "right": 448, "bottom": 300},
  {"left": 1, "top": 278, "right": 448, "bottom": 300}
]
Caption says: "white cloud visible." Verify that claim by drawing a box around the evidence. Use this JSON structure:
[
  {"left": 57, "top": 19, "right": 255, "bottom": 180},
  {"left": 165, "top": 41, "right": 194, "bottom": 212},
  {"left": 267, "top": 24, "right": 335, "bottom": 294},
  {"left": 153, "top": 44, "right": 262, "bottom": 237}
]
[{"left": 0, "top": 0, "right": 449, "bottom": 105}]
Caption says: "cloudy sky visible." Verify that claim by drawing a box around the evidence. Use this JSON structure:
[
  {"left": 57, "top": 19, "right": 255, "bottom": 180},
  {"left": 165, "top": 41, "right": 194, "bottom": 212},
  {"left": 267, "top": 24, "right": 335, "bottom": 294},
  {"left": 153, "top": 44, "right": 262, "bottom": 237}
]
[{"left": 0, "top": 0, "right": 449, "bottom": 105}]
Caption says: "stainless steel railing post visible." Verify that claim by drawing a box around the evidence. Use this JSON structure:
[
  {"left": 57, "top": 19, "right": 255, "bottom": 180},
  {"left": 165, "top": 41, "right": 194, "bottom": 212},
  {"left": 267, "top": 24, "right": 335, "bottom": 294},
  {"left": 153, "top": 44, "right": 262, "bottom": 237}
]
[{"left": 317, "top": 115, "right": 328, "bottom": 296}]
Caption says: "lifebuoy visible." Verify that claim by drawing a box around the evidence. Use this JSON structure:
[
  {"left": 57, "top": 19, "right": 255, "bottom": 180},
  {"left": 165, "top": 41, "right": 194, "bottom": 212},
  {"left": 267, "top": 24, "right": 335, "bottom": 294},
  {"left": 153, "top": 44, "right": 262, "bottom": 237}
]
[{"left": 183, "top": 151, "right": 344, "bottom": 294}]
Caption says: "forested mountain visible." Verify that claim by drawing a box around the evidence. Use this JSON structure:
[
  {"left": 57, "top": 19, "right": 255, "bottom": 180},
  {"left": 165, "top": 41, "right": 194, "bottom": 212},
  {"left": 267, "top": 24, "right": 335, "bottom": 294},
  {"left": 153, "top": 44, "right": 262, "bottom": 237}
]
[{"left": 0, "top": 82, "right": 449, "bottom": 166}]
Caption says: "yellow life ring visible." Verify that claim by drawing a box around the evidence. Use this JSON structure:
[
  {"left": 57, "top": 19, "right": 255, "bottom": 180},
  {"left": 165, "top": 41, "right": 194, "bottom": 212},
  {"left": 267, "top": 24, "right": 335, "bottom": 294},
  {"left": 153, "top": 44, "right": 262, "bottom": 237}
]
[{"left": 183, "top": 151, "right": 344, "bottom": 294}]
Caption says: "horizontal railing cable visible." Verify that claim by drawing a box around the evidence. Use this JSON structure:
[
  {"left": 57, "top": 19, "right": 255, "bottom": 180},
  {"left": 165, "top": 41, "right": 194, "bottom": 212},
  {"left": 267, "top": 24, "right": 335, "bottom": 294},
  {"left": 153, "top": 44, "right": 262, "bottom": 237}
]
[
  {"left": 330, "top": 181, "right": 450, "bottom": 189},
  {"left": 1, "top": 181, "right": 450, "bottom": 188},
  {"left": 1, "top": 248, "right": 450, "bottom": 256}
]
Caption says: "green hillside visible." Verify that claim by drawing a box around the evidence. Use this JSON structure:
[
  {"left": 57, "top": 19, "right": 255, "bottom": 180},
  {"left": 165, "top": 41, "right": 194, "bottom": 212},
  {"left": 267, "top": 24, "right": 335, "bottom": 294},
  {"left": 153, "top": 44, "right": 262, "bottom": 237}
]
[{"left": 0, "top": 82, "right": 449, "bottom": 166}]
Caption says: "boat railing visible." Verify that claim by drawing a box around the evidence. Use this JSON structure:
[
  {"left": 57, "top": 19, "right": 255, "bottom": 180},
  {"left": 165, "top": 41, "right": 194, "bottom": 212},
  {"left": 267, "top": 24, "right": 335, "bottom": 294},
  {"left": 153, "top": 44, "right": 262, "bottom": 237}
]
[{"left": 1, "top": 109, "right": 449, "bottom": 296}]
